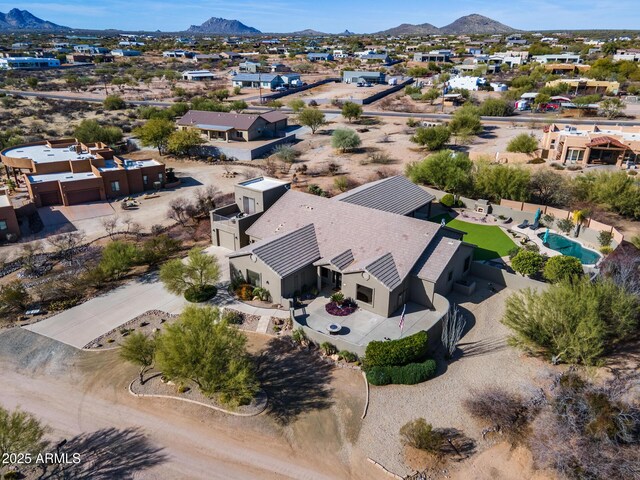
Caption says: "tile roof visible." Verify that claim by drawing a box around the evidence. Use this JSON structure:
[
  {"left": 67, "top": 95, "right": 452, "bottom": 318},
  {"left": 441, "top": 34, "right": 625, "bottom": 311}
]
[
  {"left": 245, "top": 190, "right": 454, "bottom": 288},
  {"left": 330, "top": 249, "right": 354, "bottom": 270},
  {"left": 333, "top": 176, "right": 435, "bottom": 215},
  {"left": 362, "top": 253, "right": 402, "bottom": 290},
  {"left": 229, "top": 224, "right": 320, "bottom": 278},
  {"left": 412, "top": 234, "right": 463, "bottom": 282},
  {"left": 177, "top": 110, "right": 285, "bottom": 131}
]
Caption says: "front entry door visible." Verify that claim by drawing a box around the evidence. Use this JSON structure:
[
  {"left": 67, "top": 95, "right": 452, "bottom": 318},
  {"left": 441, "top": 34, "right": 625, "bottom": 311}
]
[
  {"left": 332, "top": 272, "right": 342, "bottom": 289},
  {"left": 243, "top": 196, "right": 256, "bottom": 214}
]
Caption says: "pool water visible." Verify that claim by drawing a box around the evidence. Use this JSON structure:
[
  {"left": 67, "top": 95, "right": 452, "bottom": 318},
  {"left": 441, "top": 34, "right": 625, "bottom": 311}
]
[{"left": 538, "top": 233, "right": 601, "bottom": 265}]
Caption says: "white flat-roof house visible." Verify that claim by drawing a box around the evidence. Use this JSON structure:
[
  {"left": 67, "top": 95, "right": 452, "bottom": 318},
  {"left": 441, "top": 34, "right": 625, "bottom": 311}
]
[{"left": 0, "top": 57, "right": 60, "bottom": 70}]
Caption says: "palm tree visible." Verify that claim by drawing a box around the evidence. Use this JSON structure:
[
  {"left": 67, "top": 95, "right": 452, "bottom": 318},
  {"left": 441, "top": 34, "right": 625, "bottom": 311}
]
[{"left": 572, "top": 210, "right": 587, "bottom": 237}]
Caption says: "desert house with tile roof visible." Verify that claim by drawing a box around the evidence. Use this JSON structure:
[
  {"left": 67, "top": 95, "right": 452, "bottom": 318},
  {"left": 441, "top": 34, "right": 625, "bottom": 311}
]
[
  {"left": 176, "top": 110, "right": 288, "bottom": 143},
  {"left": 542, "top": 124, "right": 640, "bottom": 166},
  {"left": 211, "top": 176, "right": 474, "bottom": 318}
]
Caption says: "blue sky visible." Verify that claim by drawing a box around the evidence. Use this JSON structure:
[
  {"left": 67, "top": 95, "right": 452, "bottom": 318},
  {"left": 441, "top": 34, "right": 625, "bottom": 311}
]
[{"left": 3, "top": 1, "right": 639, "bottom": 32}]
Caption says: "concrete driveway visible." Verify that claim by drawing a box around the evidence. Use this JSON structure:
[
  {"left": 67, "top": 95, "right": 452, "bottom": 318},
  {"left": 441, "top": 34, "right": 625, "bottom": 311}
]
[{"left": 24, "top": 246, "right": 232, "bottom": 349}]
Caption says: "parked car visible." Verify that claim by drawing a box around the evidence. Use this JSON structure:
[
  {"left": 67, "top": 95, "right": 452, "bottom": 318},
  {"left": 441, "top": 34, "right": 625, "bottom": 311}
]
[
  {"left": 274, "top": 86, "right": 287, "bottom": 92},
  {"left": 356, "top": 82, "right": 365, "bottom": 87}
]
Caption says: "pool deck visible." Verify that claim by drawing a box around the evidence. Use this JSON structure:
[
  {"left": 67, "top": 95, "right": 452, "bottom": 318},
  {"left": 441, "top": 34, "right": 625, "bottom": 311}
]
[{"left": 511, "top": 226, "right": 602, "bottom": 266}]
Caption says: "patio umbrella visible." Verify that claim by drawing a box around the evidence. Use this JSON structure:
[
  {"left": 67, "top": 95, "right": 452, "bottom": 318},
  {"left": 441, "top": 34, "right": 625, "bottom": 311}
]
[
  {"left": 533, "top": 208, "right": 542, "bottom": 224},
  {"left": 543, "top": 228, "right": 550, "bottom": 245}
]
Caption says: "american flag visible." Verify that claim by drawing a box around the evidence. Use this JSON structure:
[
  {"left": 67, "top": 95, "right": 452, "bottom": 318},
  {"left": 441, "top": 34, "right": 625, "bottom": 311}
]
[{"left": 398, "top": 304, "right": 406, "bottom": 334}]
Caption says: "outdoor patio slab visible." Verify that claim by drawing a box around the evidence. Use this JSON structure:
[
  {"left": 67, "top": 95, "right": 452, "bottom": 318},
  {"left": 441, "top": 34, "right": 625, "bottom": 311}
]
[{"left": 296, "top": 293, "right": 444, "bottom": 349}]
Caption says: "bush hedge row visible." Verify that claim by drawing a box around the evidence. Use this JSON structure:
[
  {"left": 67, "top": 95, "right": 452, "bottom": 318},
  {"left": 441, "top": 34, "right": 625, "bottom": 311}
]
[
  {"left": 365, "top": 331, "right": 429, "bottom": 367},
  {"left": 366, "top": 359, "right": 437, "bottom": 386}
]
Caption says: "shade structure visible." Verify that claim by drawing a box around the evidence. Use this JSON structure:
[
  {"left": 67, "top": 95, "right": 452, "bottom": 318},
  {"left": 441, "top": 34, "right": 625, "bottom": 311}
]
[{"left": 533, "top": 208, "right": 542, "bottom": 223}]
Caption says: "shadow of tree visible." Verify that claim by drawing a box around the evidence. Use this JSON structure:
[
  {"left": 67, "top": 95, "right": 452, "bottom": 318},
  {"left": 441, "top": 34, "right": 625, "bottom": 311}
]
[
  {"left": 457, "top": 336, "right": 507, "bottom": 358},
  {"left": 254, "top": 337, "right": 334, "bottom": 426},
  {"left": 437, "top": 427, "right": 477, "bottom": 460},
  {"left": 38, "top": 427, "right": 167, "bottom": 480}
]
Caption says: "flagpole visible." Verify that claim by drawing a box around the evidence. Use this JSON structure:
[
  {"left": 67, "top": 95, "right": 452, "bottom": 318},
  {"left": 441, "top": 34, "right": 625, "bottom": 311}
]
[{"left": 398, "top": 303, "right": 406, "bottom": 338}]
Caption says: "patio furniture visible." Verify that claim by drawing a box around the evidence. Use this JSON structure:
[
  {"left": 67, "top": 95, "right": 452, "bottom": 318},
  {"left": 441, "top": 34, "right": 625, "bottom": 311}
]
[
  {"left": 326, "top": 323, "right": 342, "bottom": 335},
  {"left": 517, "top": 219, "right": 529, "bottom": 229},
  {"left": 529, "top": 219, "right": 540, "bottom": 230}
]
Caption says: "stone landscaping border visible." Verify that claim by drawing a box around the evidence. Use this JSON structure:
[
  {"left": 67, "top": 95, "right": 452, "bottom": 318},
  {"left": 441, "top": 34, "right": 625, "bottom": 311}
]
[
  {"left": 83, "top": 310, "right": 179, "bottom": 349},
  {"left": 128, "top": 374, "right": 268, "bottom": 417}
]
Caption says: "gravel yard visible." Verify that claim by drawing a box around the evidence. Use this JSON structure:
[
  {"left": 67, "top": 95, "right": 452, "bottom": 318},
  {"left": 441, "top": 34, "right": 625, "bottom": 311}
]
[{"left": 357, "top": 278, "right": 553, "bottom": 477}]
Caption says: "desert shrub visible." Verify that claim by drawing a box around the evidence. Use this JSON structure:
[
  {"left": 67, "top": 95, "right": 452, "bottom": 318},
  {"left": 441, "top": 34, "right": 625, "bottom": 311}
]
[
  {"left": 411, "top": 125, "right": 451, "bottom": 150},
  {"left": 221, "top": 310, "right": 243, "bottom": 325},
  {"left": 600, "top": 246, "right": 613, "bottom": 255},
  {"left": 598, "top": 230, "right": 613, "bottom": 248},
  {"left": 320, "top": 342, "right": 338, "bottom": 355},
  {"left": 251, "top": 287, "right": 271, "bottom": 302},
  {"left": 366, "top": 358, "right": 437, "bottom": 385},
  {"left": 365, "top": 331, "right": 429, "bottom": 368},
  {"left": 502, "top": 278, "right": 639, "bottom": 365},
  {"left": 478, "top": 98, "right": 514, "bottom": 116},
  {"left": 440, "top": 193, "right": 455, "bottom": 208},
  {"left": 338, "top": 350, "right": 358, "bottom": 362},
  {"left": 506, "top": 133, "right": 538, "bottom": 153},
  {"left": 511, "top": 249, "right": 545, "bottom": 277},
  {"left": 235, "top": 284, "right": 254, "bottom": 301},
  {"left": 184, "top": 284, "right": 217, "bottom": 303},
  {"left": 330, "top": 291, "right": 345, "bottom": 304},
  {"left": 307, "top": 184, "right": 328, "bottom": 197},
  {"left": 464, "top": 386, "right": 539, "bottom": 444},
  {"left": 543, "top": 255, "right": 583, "bottom": 283},
  {"left": 291, "top": 327, "right": 308, "bottom": 345},
  {"left": 400, "top": 418, "right": 445, "bottom": 452},
  {"left": 104, "top": 94, "right": 126, "bottom": 110},
  {"left": 331, "top": 128, "right": 361, "bottom": 152}
]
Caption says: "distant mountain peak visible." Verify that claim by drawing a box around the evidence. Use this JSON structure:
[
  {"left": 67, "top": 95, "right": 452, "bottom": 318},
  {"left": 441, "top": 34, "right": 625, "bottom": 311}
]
[
  {"left": 440, "top": 13, "right": 517, "bottom": 34},
  {"left": 187, "top": 17, "right": 261, "bottom": 34},
  {"left": 0, "top": 8, "right": 69, "bottom": 30},
  {"left": 378, "top": 13, "right": 517, "bottom": 36}
]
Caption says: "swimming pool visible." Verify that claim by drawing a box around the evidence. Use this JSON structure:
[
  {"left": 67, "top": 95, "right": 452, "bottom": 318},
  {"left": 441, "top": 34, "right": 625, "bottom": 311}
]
[{"left": 538, "top": 233, "right": 601, "bottom": 265}]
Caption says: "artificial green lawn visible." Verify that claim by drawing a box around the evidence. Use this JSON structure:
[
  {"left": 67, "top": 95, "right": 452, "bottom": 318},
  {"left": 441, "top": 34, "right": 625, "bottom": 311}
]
[{"left": 430, "top": 213, "right": 517, "bottom": 261}]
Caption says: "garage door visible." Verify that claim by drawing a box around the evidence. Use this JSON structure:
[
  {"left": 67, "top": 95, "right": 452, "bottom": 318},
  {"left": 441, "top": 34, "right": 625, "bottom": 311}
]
[
  {"left": 66, "top": 189, "right": 101, "bottom": 205},
  {"left": 217, "top": 230, "right": 236, "bottom": 250},
  {"left": 39, "top": 190, "right": 62, "bottom": 206}
]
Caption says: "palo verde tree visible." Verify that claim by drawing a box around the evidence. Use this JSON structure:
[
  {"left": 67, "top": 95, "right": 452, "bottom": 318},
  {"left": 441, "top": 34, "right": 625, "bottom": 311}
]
[
  {"left": 120, "top": 332, "right": 157, "bottom": 384},
  {"left": 167, "top": 128, "right": 205, "bottom": 157},
  {"left": 0, "top": 406, "right": 49, "bottom": 471},
  {"left": 331, "top": 128, "right": 361, "bottom": 152},
  {"left": 297, "top": 108, "right": 326, "bottom": 134},
  {"left": 406, "top": 150, "right": 473, "bottom": 195},
  {"left": 134, "top": 117, "right": 175, "bottom": 155},
  {"left": 155, "top": 305, "right": 259, "bottom": 407},
  {"left": 159, "top": 247, "right": 221, "bottom": 302},
  {"left": 341, "top": 101, "right": 363, "bottom": 123},
  {"left": 411, "top": 125, "right": 451, "bottom": 151}
]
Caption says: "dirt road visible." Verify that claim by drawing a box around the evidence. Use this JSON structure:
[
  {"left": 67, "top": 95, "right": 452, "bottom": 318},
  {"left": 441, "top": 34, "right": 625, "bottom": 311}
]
[{"left": 0, "top": 329, "right": 377, "bottom": 480}]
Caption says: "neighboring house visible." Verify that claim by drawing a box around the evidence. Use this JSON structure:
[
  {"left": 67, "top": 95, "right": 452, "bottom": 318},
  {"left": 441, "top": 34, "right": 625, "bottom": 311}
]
[
  {"left": 239, "top": 61, "right": 261, "bottom": 73},
  {"left": 542, "top": 123, "right": 640, "bottom": 166},
  {"left": 270, "top": 63, "right": 290, "bottom": 73},
  {"left": 532, "top": 53, "right": 582, "bottom": 64},
  {"left": 544, "top": 63, "right": 591, "bottom": 75},
  {"left": 0, "top": 140, "right": 166, "bottom": 207},
  {"left": 307, "top": 52, "right": 334, "bottom": 62},
  {"left": 221, "top": 51, "right": 242, "bottom": 60},
  {"left": 0, "top": 189, "right": 19, "bottom": 241},
  {"left": 193, "top": 53, "right": 221, "bottom": 63},
  {"left": 111, "top": 49, "right": 141, "bottom": 57},
  {"left": 360, "top": 53, "right": 392, "bottom": 64},
  {"left": 176, "top": 110, "right": 288, "bottom": 143},
  {"left": 447, "top": 76, "right": 487, "bottom": 91},
  {"left": 182, "top": 70, "right": 216, "bottom": 81},
  {"left": 0, "top": 57, "right": 60, "bottom": 70},
  {"left": 279, "top": 73, "right": 301, "bottom": 85},
  {"left": 66, "top": 53, "right": 113, "bottom": 64},
  {"left": 613, "top": 49, "right": 640, "bottom": 62},
  {"left": 212, "top": 175, "right": 473, "bottom": 317},
  {"left": 413, "top": 50, "right": 451, "bottom": 63},
  {"left": 231, "top": 73, "right": 284, "bottom": 89},
  {"left": 163, "top": 50, "right": 194, "bottom": 58},
  {"left": 343, "top": 70, "right": 386, "bottom": 84},
  {"left": 545, "top": 78, "right": 620, "bottom": 95}
]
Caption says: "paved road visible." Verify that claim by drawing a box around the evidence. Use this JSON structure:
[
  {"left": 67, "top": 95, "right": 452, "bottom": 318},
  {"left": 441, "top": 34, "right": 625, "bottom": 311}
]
[
  {"left": 4, "top": 88, "right": 639, "bottom": 125},
  {"left": 24, "top": 246, "right": 231, "bottom": 348}
]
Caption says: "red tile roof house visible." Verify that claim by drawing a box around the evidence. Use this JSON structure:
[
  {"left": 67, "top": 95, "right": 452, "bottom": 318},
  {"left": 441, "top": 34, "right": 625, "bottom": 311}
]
[
  {"left": 1, "top": 139, "right": 166, "bottom": 207},
  {"left": 212, "top": 176, "right": 475, "bottom": 323}
]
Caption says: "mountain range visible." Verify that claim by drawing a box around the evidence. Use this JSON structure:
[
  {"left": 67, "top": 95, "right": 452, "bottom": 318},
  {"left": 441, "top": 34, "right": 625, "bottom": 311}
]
[
  {"left": 0, "top": 9, "right": 516, "bottom": 35},
  {"left": 0, "top": 8, "right": 68, "bottom": 30},
  {"left": 378, "top": 14, "right": 517, "bottom": 35},
  {"left": 187, "top": 17, "right": 261, "bottom": 34}
]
